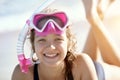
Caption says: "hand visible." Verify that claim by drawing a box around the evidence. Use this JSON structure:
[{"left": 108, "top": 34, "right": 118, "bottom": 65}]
[
  {"left": 82, "top": 0, "right": 98, "bottom": 24},
  {"left": 97, "top": 0, "right": 115, "bottom": 20},
  {"left": 82, "top": 0, "right": 115, "bottom": 23}
]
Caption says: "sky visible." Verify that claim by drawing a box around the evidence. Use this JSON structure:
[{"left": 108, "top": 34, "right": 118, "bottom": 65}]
[
  {"left": 0, "top": 0, "right": 85, "bottom": 33},
  {"left": 0, "top": 0, "right": 44, "bottom": 32}
]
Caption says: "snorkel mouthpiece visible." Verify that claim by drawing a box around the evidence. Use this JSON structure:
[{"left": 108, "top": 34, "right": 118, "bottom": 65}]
[
  {"left": 35, "top": 21, "right": 63, "bottom": 36},
  {"left": 18, "top": 54, "right": 32, "bottom": 73}
]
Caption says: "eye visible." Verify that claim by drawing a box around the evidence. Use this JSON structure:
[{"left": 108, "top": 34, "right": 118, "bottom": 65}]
[
  {"left": 55, "top": 37, "right": 64, "bottom": 42},
  {"left": 38, "top": 38, "right": 46, "bottom": 42}
]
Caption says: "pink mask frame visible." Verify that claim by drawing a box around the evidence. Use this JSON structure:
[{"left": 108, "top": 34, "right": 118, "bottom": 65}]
[
  {"left": 31, "top": 12, "right": 68, "bottom": 33},
  {"left": 32, "top": 12, "right": 69, "bottom": 36}
]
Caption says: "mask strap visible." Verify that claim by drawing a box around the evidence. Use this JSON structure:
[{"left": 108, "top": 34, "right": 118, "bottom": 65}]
[{"left": 17, "top": 0, "right": 56, "bottom": 73}]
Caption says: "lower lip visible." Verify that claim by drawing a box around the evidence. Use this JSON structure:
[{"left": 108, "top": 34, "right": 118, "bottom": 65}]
[{"left": 44, "top": 54, "right": 58, "bottom": 59}]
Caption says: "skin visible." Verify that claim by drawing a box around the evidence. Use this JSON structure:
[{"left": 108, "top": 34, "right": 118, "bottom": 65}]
[
  {"left": 12, "top": 31, "right": 98, "bottom": 80},
  {"left": 82, "top": 0, "right": 120, "bottom": 79},
  {"left": 97, "top": 0, "right": 115, "bottom": 20}
]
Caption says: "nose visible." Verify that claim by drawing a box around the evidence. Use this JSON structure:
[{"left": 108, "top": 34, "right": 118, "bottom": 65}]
[
  {"left": 46, "top": 43, "right": 56, "bottom": 51},
  {"left": 50, "top": 45, "right": 56, "bottom": 50},
  {"left": 44, "top": 44, "right": 56, "bottom": 54}
]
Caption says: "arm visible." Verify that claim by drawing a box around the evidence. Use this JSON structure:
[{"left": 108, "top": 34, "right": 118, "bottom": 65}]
[
  {"left": 82, "top": 28, "right": 99, "bottom": 61},
  {"left": 82, "top": 0, "right": 120, "bottom": 66},
  {"left": 82, "top": 0, "right": 116, "bottom": 61}
]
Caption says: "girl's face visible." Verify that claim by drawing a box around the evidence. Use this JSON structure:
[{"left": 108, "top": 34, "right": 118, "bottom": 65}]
[{"left": 34, "top": 32, "right": 68, "bottom": 67}]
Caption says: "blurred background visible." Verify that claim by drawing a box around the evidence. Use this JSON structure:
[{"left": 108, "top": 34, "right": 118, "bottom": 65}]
[{"left": 0, "top": 0, "right": 120, "bottom": 80}]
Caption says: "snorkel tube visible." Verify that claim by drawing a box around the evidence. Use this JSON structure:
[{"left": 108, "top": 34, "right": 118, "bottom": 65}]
[{"left": 16, "top": 0, "right": 56, "bottom": 73}]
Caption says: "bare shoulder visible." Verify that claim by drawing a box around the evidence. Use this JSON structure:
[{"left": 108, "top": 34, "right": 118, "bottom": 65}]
[
  {"left": 72, "top": 53, "right": 97, "bottom": 80},
  {"left": 11, "top": 64, "right": 34, "bottom": 80},
  {"left": 74, "top": 53, "right": 93, "bottom": 64},
  {"left": 72, "top": 53, "right": 93, "bottom": 73},
  {"left": 74, "top": 53, "right": 96, "bottom": 69}
]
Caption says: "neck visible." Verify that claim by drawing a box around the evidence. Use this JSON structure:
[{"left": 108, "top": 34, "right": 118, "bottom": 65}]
[{"left": 38, "top": 62, "right": 66, "bottom": 80}]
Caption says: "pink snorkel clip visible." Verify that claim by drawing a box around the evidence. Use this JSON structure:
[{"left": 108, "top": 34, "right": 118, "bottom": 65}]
[{"left": 18, "top": 54, "right": 32, "bottom": 73}]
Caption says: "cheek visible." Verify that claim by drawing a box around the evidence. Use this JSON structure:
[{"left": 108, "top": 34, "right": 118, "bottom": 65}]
[
  {"left": 61, "top": 42, "right": 68, "bottom": 54},
  {"left": 34, "top": 43, "right": 45, "bottom": 60},
  {"left": 34, "top": 42, "right": 43, "bottom": 53},
  {"left": 61, "top": 43, "right": 68, "bottom": 60},
  {"left": 34, "top": 44, "right": 39, "bottom": 54}
]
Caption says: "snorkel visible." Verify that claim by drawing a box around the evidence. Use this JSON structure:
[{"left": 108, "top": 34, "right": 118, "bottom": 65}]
[
  {"left": 17, "top": 0, "right": 56, "bottom": 73},
  {"left": 17, "top": 0, "right": 69, "bottom": 73}
]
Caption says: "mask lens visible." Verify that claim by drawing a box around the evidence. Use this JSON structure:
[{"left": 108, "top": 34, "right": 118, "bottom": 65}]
[{"left": 33, "top": 12, "right": 68, "bottom": 32}]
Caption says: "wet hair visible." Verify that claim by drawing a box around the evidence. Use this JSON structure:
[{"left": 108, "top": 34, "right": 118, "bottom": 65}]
[{"left": 30, "top": 8, "right": 77, "bottom": 80}]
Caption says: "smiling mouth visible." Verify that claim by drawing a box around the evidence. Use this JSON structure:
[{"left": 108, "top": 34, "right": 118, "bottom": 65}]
[{"left": 44, "top": 53, "right": 58, "bottom": 58}]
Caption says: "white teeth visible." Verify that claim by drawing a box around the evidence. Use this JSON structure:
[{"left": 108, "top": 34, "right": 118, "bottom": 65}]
[{"left": 44, "top": 53, "right": 57, "bottom": 57}]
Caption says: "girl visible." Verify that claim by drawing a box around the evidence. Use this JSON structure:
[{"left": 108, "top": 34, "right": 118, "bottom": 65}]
[{"left": 12, "top": 8, "right": 98, "bottom": 80}]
